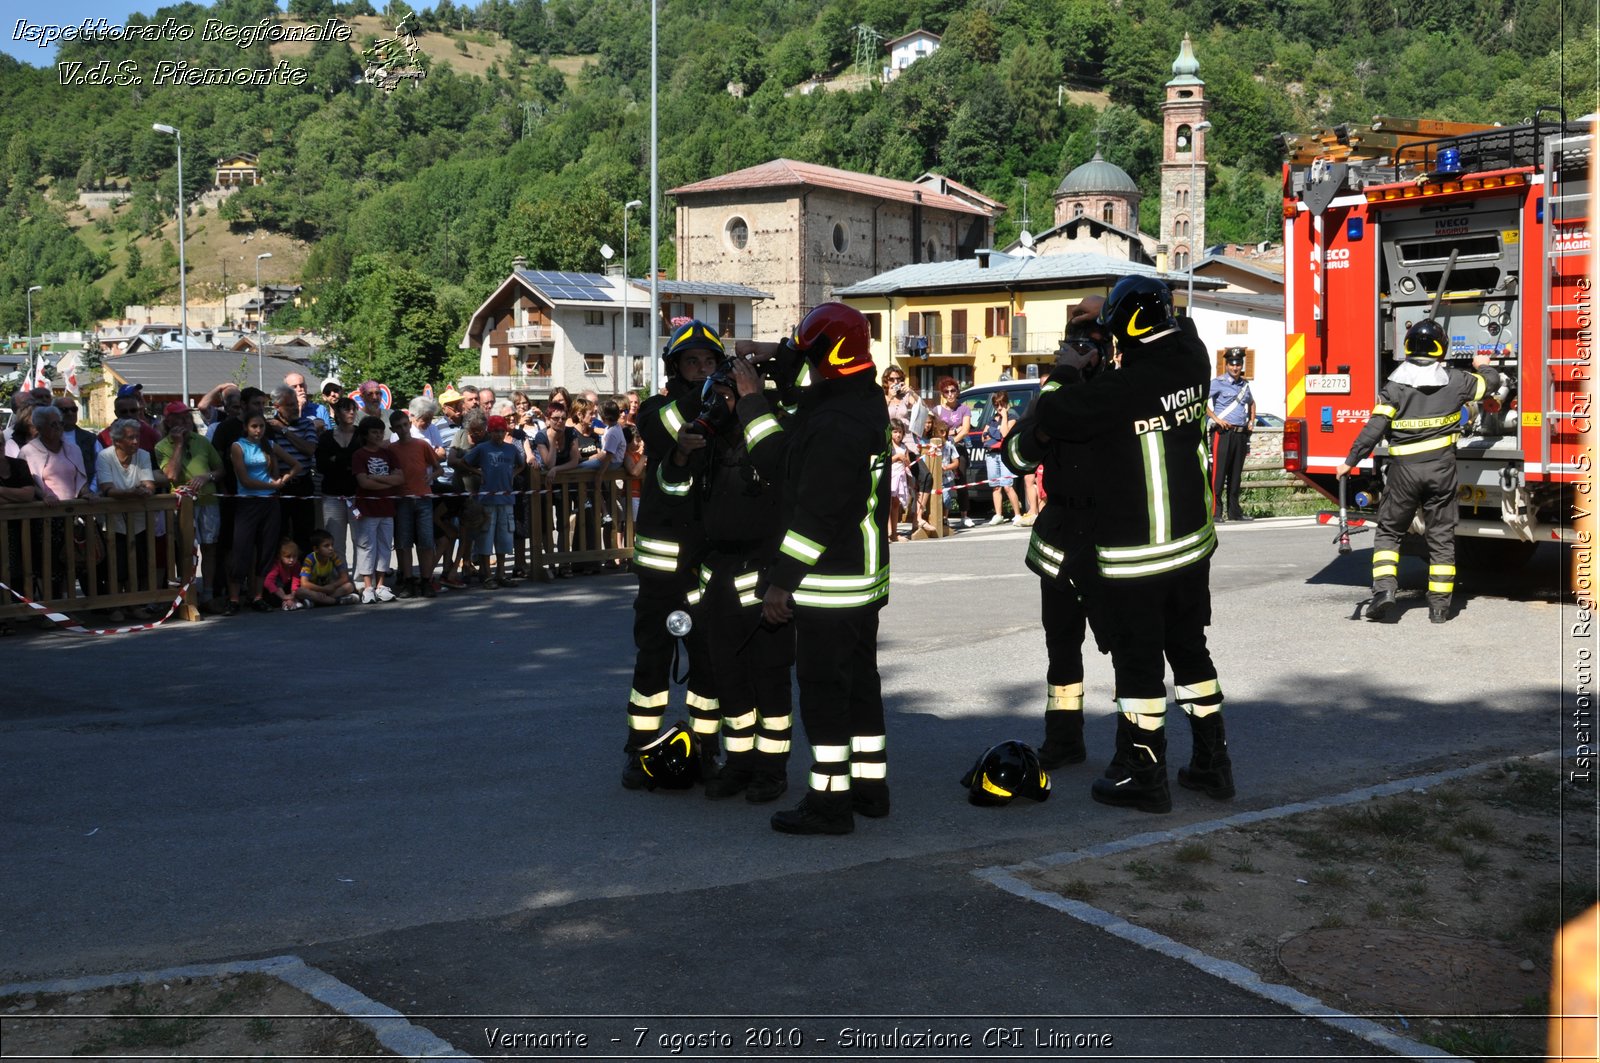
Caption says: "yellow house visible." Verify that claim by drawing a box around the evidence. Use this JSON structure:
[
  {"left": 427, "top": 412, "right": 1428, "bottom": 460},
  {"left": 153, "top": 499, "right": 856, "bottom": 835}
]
[{"left": 834, "top": 251, "right": 1219, "bottom": 393}]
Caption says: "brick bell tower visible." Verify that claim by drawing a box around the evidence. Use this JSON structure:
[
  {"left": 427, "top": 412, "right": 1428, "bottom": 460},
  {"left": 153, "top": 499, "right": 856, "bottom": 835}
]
[{"left": 1160, "top": 33, "right": 1209, "bottom": 275}]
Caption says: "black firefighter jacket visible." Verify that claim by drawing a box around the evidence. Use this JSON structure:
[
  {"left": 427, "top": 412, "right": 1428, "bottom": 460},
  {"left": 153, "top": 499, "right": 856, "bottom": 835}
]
[
  {"left": 738, "top": 376, "right": 890, "bottom": 610},
  {"left": 1031, "top": 318, "right": 1216, "bottom": 582}
]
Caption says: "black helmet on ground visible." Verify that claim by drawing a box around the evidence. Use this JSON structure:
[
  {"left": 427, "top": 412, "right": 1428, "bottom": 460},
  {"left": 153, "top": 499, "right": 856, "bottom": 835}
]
[
  {"left": 631, "top": 722, "right": 700, "bottom": 790},
  {"left": 959, "top": 740, "right": 1052, "bottom": 807}
]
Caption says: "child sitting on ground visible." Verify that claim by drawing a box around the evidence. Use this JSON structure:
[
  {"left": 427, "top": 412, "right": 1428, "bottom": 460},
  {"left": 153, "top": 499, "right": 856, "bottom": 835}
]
[
  {"left": 297, "top": 529, "right": 360, "bottom": 606},
  {"left": 263, "top": 537, "right": 306, "bottom": 610}
]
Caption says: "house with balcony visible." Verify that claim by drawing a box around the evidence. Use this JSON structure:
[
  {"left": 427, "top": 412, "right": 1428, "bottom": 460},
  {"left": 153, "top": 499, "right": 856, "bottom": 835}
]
[
  {"left": 833, "top": 251, "right": 1220, "bottom": 392},
  {"left": 460, "top": 260, "right": 771, "bottom": 396},
  {"left": 883, "top": 29, "right": 940, "bottom": 81}
]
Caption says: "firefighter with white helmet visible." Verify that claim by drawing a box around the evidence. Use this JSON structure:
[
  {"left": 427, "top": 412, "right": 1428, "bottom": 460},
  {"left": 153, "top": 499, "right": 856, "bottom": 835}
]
[{"left": 1336, "top": 318, "right": 1502, "bottom": 624}]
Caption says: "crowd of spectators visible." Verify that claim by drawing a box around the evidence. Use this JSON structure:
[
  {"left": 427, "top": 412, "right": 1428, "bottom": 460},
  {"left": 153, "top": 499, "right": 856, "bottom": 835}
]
[
  {"left": 879, "top": 370, "right": 1041, "bottom": 535},
  {"left": 2, "top": 366, "right": 1040, "bottom": 628},
  {"left": 0, "top": 376, "right": 654, "bottom": 625}
]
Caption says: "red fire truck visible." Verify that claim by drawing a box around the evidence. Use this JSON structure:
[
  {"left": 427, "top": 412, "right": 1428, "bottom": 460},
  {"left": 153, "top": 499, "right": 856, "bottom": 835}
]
[{"left": 1280, "top": 111, "right": 1592, "bottom": 559}]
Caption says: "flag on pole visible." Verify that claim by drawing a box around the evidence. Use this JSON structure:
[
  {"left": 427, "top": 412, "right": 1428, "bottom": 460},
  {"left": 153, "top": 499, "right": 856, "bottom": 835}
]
[{"left": 56, "top": 352, "right": 80, "bottom": 396}]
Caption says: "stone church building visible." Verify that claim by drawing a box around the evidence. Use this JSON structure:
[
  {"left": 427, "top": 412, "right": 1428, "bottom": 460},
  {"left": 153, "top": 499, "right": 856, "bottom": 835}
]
[{"left": 669, "top": 160, "right": 1002, "bottom": 338}]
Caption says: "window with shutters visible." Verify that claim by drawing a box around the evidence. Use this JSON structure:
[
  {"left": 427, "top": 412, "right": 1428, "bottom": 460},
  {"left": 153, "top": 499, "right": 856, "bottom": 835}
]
[
  {"left": 950, "top": 308, "right": 968, "bottom": 354},
  {"left": 985, "top": 307, "right": 1010, "bottom": 338},
  {"left": 1225, "top": 319, "right": 1249, "bottom": 334}
]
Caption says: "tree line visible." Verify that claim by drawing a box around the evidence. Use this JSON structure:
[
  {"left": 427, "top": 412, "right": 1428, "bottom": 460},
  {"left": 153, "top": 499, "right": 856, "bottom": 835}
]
[{"left": 0, "top": 0, "right": 1590, "bottom": 389}]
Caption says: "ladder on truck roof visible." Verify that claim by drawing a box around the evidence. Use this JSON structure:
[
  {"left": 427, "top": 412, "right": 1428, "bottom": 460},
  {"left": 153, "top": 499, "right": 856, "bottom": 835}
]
[{"left": 1541, "top": 122, "right": 1592, "bottom": 476}]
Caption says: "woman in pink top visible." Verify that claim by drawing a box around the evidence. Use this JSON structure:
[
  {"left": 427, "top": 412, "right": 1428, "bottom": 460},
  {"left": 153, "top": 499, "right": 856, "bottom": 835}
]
[{"left": 20, "top": 406, "right": 88, "bottom": 503}]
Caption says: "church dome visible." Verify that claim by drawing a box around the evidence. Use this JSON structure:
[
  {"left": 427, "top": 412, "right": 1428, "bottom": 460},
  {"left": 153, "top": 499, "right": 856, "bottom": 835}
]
[{"left": 1054, "top": 152, "right": 1140, "bottom": 197}]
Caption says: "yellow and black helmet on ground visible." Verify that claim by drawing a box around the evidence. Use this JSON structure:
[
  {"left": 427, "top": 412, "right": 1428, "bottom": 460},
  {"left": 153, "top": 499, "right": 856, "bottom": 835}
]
[
  {"left": 1404, "top": 318, "right": 1449, "bottom": 359},
  {"left": 663, "top": 319, "right": 725, "bottom": 377},
  {"left": 631, "top": 722, "right": 700, "bottom": 790},
  {"left": 959, "top": 740, "right": 1052, "bottom": 807}
]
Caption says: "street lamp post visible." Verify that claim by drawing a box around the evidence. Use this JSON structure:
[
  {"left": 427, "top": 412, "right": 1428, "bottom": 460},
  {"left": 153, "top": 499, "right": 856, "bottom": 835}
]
[
  {"left": 25, "top": 285, "right": 41, "bottom": 387},
  {"left": 1187, "top": 119, "right": 1213, "bottom": 313},
  {"left": 648, "top": 0, "right": 660, "bottom": 395},
  {"left": 152, "top": 123, "right": 190, "bottom": 402},
  {"left": 255, "top": 252, "right": 273, "bottom": 390},
  {"left": 623, "top": 199, "right": 642, "bottom": 376}
]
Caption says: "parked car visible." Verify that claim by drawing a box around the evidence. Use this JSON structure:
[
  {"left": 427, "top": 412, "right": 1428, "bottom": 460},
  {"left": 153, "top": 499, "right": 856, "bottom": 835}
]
[
  {"left": 953, "top": 380, "right": 1042, "bottom": 517},
  {"left": 1255, "top": 412, "right": 1285, "bottom": 428}
]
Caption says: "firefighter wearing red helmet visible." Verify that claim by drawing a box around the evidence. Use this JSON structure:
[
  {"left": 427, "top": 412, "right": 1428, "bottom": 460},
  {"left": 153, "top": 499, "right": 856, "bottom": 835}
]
[
  {"left": 1336, "top": 319, "right": 1502, "bottom": 624},
  {"left": 620, "top": 320, "right": 725, "bottom": 791},
  {"left": 1025, "top": 275, "right": 1233, "bottom": 815},
  {"left": 734, "top": 302, "right": 891, "bottom": 835}
]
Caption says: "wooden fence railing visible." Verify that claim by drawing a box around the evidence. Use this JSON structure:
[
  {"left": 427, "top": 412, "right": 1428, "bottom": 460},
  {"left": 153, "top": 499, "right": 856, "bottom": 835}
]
[{"left": 0, "top": 495, "right": 197, "bottom": 622}]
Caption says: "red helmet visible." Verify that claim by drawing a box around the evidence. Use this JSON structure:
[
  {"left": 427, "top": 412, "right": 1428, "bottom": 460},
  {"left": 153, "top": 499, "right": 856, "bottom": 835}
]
[{"left": 793, "top": 303, "right": 874, "bottom": 381}]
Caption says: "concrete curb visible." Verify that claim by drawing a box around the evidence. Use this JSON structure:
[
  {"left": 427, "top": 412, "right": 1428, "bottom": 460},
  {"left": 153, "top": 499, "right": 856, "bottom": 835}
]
[
  {"left": 975, "top": 751, "right": 1560, "bottom": 1061},
  {"left": 0, "top": 954, "right": 475, "bottom": 1062}
]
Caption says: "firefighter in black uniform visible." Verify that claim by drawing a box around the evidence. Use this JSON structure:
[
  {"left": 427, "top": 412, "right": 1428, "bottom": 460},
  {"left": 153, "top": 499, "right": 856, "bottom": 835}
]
[
  {"left": 738, "top": 303, "right": 891, "bottom": 836},
  {"left": 1029, "top": 276, "right": 1234, "bottom": 814},
  {"left": 621, "top": 321, "right": 724, "bottom": 790},
  {"left": 1001, "top": 331, "right": 1113, "bottom": 769},
  {"left": 1336, "top": 319, "right": 1501, "bottom": 624},
  {"left": 658, "top": 354, "right": 794, "bottom": 804}
]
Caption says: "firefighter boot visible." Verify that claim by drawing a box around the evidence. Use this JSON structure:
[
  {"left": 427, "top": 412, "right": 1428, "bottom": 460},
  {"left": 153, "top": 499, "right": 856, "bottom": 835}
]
[
  {"left": 695, "top": 732, "right": 721, "bottom": 787},
  {"left": 742, "top": 751, "right": 788, "bottom": 804},
  {"left": 852, "top": 780, "right": 891, "bottom": 818},
  {"left": 771, "top": 790, "right": 855, "bottom": 835},
  {"left": 1090, "top": 716, "right": 1171, "bottom": 814},
  {"left": 1038, "top": 710, "right": 1087, "bottom": 769},
  {"left": 704, "top": 753, "right": 755, "bottom": 800},
  {"left": 1367, "top": 587, "right": 1397, "bottom": 621},
  {"left": 1177, "top": 711, "right": 1236, "bottom": 800},
  {"left": 620, "top": 728, "right": 655, "bottom": 791}
]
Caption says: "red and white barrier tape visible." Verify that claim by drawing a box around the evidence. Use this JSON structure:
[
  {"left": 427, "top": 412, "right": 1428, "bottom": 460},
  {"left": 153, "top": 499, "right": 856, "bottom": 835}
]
[{"left": 0, "top": 489, "right": 202, "bottom": 637}]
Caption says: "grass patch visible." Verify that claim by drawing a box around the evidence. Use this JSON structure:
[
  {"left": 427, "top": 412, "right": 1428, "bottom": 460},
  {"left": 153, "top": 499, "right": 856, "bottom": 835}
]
[
  {"left": 1307, "top": 867, "right": 1354, "bottom": 890},
  {"left": 1124, "top": 859, "right": 1209, "bottom": 892},
  {"left": 1173, "top": 841, "right": 1213, "bottom": 864},
  {"left": 73, "top": 984, "right": 208, "bottom": 1054}
]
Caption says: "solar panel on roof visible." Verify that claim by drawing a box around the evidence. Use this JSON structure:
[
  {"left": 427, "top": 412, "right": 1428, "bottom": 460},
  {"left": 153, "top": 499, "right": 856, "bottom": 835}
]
[{"left": 527, "top": 270, "right": 613, "bottom": 302}]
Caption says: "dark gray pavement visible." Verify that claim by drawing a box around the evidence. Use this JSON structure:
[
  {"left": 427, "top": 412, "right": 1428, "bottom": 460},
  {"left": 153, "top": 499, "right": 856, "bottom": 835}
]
[{"left": 2, "top": 519, "right": 1572, "bottom": 1059}]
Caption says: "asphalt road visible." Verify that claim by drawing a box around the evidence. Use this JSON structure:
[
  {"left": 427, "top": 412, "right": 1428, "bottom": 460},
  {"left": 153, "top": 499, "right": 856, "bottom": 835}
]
[{"left": 2, "top": 518, "right": 1571, "bottom": 1059}]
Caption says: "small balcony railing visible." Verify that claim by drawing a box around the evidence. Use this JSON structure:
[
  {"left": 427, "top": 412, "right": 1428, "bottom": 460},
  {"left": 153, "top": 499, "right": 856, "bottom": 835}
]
[{"left": 506, "top": 325, "right": 548, "bottom": 345}]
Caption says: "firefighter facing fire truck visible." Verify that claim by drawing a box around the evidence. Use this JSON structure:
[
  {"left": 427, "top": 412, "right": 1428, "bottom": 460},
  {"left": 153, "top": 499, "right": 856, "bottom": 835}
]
[
  {"left": 621, "top": 322, "right": 723, "bottom": 790},
  {"left": 1336, "top": 319, "right": 1502, "bottom": 625}
]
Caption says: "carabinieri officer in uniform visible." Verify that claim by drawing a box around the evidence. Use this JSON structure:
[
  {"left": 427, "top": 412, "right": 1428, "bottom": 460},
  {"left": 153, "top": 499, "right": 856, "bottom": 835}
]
[{"left": 1206, "top": 348, "right": 1254, "bottom": 522}]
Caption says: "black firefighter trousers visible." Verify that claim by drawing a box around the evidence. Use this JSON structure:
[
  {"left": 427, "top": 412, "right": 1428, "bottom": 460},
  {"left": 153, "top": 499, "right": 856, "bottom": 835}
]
[
  {"left": 1103, "top": 558, "right": 1222, "bottom": 715},
  {"left": 628, "top": 570, "right": 718, "bottom": 749},
  {"left": 1373, "top": 452, "right": 1458, "bottom": 610},
  {"left": 794, "top": 605, "right": 886, "bottom": 795},
  {"left": 703, "top": 558, "right": 794, "bottom": 778}
]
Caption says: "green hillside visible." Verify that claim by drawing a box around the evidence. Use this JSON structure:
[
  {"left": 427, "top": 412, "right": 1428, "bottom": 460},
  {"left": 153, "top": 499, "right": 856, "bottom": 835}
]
[{"left": 0, "top": 0, "right": 1591, "bottom": 391}]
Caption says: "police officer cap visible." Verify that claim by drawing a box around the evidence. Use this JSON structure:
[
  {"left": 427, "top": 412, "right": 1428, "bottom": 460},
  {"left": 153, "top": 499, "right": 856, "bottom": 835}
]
[{"left": 1224, "top": 348, "right": 1247, "bottom": 366}]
